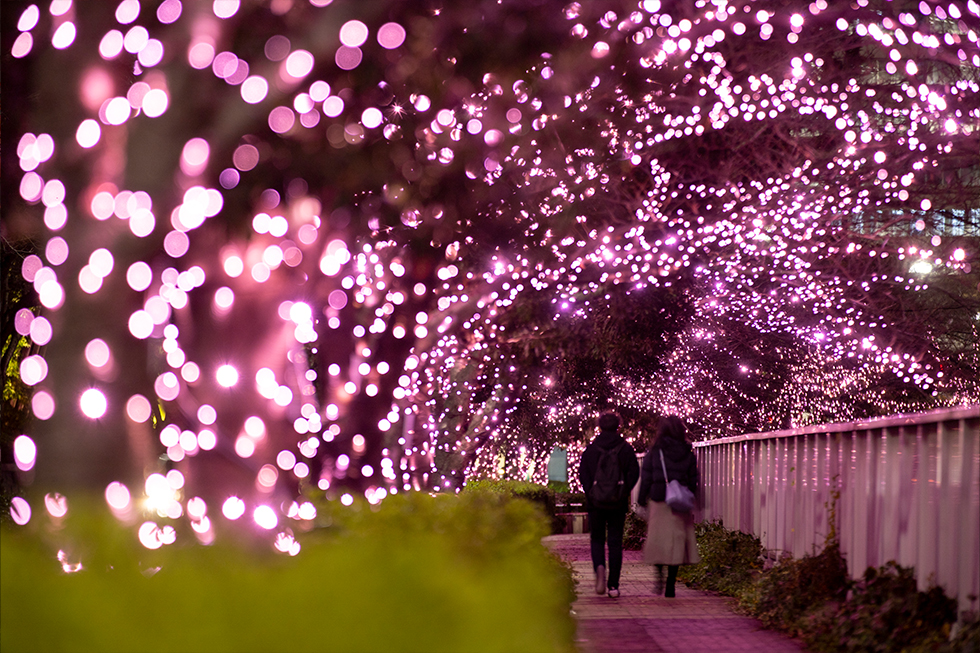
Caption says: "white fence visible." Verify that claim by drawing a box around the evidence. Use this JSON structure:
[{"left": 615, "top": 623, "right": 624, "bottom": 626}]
[{"left": 693, "top": 406, "right": 980, "bottom": 615}]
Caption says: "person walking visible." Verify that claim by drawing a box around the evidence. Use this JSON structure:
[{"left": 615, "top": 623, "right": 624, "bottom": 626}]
[
  {"left": 578, "top": 410, "right": 640, "bottom": 598},
  {"left": 637, "top": 415, "right": 700, "bottom": 597}
]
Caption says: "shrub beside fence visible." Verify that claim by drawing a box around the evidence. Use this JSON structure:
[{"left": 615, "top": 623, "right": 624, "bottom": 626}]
[{"left": 676, "top": 519, "right": 978, "bottom": 652}]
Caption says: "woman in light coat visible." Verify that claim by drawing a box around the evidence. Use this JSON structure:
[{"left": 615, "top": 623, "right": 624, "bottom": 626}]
[{"left": 636, "top": 415, "right": 700, "bottom": 597}]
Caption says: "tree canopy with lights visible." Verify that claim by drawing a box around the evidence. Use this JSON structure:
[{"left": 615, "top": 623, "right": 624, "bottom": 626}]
[{"left": 3, "top": 0, "right": 978, "bottom": 534}]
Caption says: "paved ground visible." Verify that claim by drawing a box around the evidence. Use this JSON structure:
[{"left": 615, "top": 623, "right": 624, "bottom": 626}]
[{"left": 543, "top": 534, "right": 807, "bottom": 653}]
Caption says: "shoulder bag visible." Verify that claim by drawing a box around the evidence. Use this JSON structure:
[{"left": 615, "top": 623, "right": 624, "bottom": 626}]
[{"left": 660, "top": 450, "right": 695, "bottom": 513}]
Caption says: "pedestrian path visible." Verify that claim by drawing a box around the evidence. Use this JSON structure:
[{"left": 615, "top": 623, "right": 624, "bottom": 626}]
[{"left": 543, "top": 534, "right": 806, "bottom": 653}]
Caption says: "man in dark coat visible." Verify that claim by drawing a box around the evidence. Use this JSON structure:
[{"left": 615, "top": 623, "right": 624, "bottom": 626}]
[{"left": 578, "top": 410, "right": 640, "bottom": 598}]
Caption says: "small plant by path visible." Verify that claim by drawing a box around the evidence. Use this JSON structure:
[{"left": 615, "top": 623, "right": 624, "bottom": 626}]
[
  {"left": 677, "top": 519, "right": 764, "bottom": 596},
  {"left": 622, "top": 508, "right": 647, "bottom": 550}
]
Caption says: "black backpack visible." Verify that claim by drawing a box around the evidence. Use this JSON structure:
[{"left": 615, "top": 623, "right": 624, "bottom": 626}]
[{"left": 589, "top": 442, "right": 628, "bottom": 509}]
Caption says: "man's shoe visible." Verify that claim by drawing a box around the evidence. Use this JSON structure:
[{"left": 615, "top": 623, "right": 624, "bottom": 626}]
[{"left": 595, "top": 565, "right": 606, "bottom": 595}]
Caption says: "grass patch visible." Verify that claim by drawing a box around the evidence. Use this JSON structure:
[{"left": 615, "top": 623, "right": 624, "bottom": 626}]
[{"left": 1, "top": 491, "right": 575, "bottom": 653}]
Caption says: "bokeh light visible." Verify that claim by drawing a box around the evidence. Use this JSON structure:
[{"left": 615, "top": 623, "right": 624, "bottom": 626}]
[
  {"left": 253, "top": 505, "right": 278, "bottom": 530},
  {"left": 10, "top": 497, "right": 32, "bottom": 525},
  {"left": 14, "top": 435, "right": 37, "bottom": 472},
  {"left": 216, "top": 364, "right": 239, "bottom": 388},
  {"left": 80, "top": 388, "right": 108, "bottom": 419}
]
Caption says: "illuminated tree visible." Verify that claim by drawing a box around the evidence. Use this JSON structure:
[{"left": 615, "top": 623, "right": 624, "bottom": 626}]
[{"left": 3, "top": 0, "right": 978, "bottom": 537}]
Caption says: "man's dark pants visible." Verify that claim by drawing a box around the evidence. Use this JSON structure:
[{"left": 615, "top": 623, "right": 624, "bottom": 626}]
[{"left": 589, "top": 507, "right": 626, "bottom": 589}]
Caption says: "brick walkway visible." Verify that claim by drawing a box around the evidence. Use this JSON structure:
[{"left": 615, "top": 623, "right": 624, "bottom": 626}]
[{"left": 543, "top": 534, "right": 807, "bottom": 653}]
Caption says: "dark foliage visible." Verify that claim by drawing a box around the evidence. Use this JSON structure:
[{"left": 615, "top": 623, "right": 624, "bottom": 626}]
[
  {"left": 805, "top": 562, "right": 959, "bottom": 653},
  {"left": 676, "top": 519, "right": 764, "bottom": 595},
  {"left": 740, "top": 540, "right": 849, "bottom": 635},
  {"left": 622, "top": 509, "right": 647, "bottom": 551}
]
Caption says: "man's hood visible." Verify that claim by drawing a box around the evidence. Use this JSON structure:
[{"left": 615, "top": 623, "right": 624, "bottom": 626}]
[{"left": 595, "top": 429, "right": 624, "bottom": 449}]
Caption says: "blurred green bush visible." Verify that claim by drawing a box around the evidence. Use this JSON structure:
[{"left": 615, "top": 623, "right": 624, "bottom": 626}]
[
  {"left": 464, "top": 478, "right": 562, "bottom": 534},
  {"left": 1, "top": 491, "right": 575, "bottom": 652}
]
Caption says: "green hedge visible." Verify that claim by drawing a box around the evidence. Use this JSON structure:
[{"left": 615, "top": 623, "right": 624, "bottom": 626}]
[
  {"left": 1, "top": 491, "right": 576, "bottom": 653},
  {"left": 464, "top": 478, "right": 562, "bottom": 534}
]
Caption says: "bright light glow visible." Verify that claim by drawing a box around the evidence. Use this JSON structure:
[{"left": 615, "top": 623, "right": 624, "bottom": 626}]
[
  {"left": 213, "top": 0, "right": 240, "bottom": 19},
  {"left": 32, "top": 390, "right": 55, "bottom": 420},
  {"left": 362, "top": 107, "right": 383, "bottom": 128},
  {"left": 187, "top": 496, "right": 207, "bottom": 519},
  {"left": 80, "top": 388, "right": 108, "bottom": 419},
  {"left": 253, "top": 505, "right": 278, "bottom": 529},
  {"left": 181, "top": 362, "right": 201, "bottom": 382},
  {"left": 241, "top": 76, "right": 269, "bottom": 104},
  {"left": 222, "top": 497, "right": 246, "bottom": 520},
  {"left": 181, "top": 138, "right": 210, "bottom": 176},
  {"left": 377, "top": 22, "right": 406, "bottom": 49},
  {"left": 340, "top": 20, "right": 369, "bottom": 47},
  {"left": 276, "top": 450, "right": 297, "bottom": 470},
  {"left": 244, "top": 415, "right": 265, "bottom": 437},
  {"left": 76, "top": 119, "right": 101, "bottom": 148},
  {"left": 216, "top": 364, "right": 239, "bottom": 387},
  {"left": 11, "top": 33, "right": 33, "bottom": 58},
  {"left": 45, "top": 492, "right": 68, "bottom": 518},
  {"left": 20, "top": 355, "right": 48, "bottom": 386},
  {"left": 14, "top": 435, "right": 37, "bottom": 472},
  {"left": 105, "top": 482, "right": 131, "bottom": 511},
  {"left": 11, "top": 497, "right": 32, "bottom": 525},
  {"left": 910, "top": 260, "right": 933, "bottom": 274},
  {"left": 126, "top": 261, "right": 153, "bottom": 291},
  {"left": 284, "top": 50, "right": 314, "bottom": 79},
  {"left": 85, "top": 339, "right": 111, "bottom": 367},
  {"left": 234, "top": 435, "right": 255, "bottom": 458},
  {"left": 257, "top": 464, "right": 278, "bottom": 488},
  {"left": 198, "top": 429, "right": 217, "bottom": 450},
  {"left": 18, "top": 5, "right": 40, "bottom": 31},
  {"left": 105, "top": 96, "right": 132, "bottom": 125},
  {"left": 52, "top": 22, "right": 76, "bottom": 49},
  {"left": 139, "top": 521, "right": 164, "bottom": 549},
  {"left": 141, "top": 88, "right": 169, "bottom": 117}
]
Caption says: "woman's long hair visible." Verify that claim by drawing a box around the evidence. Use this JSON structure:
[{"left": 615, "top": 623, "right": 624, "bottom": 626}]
[{"left": 653, "top": 415, "right": 687, "bottom": 448}]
